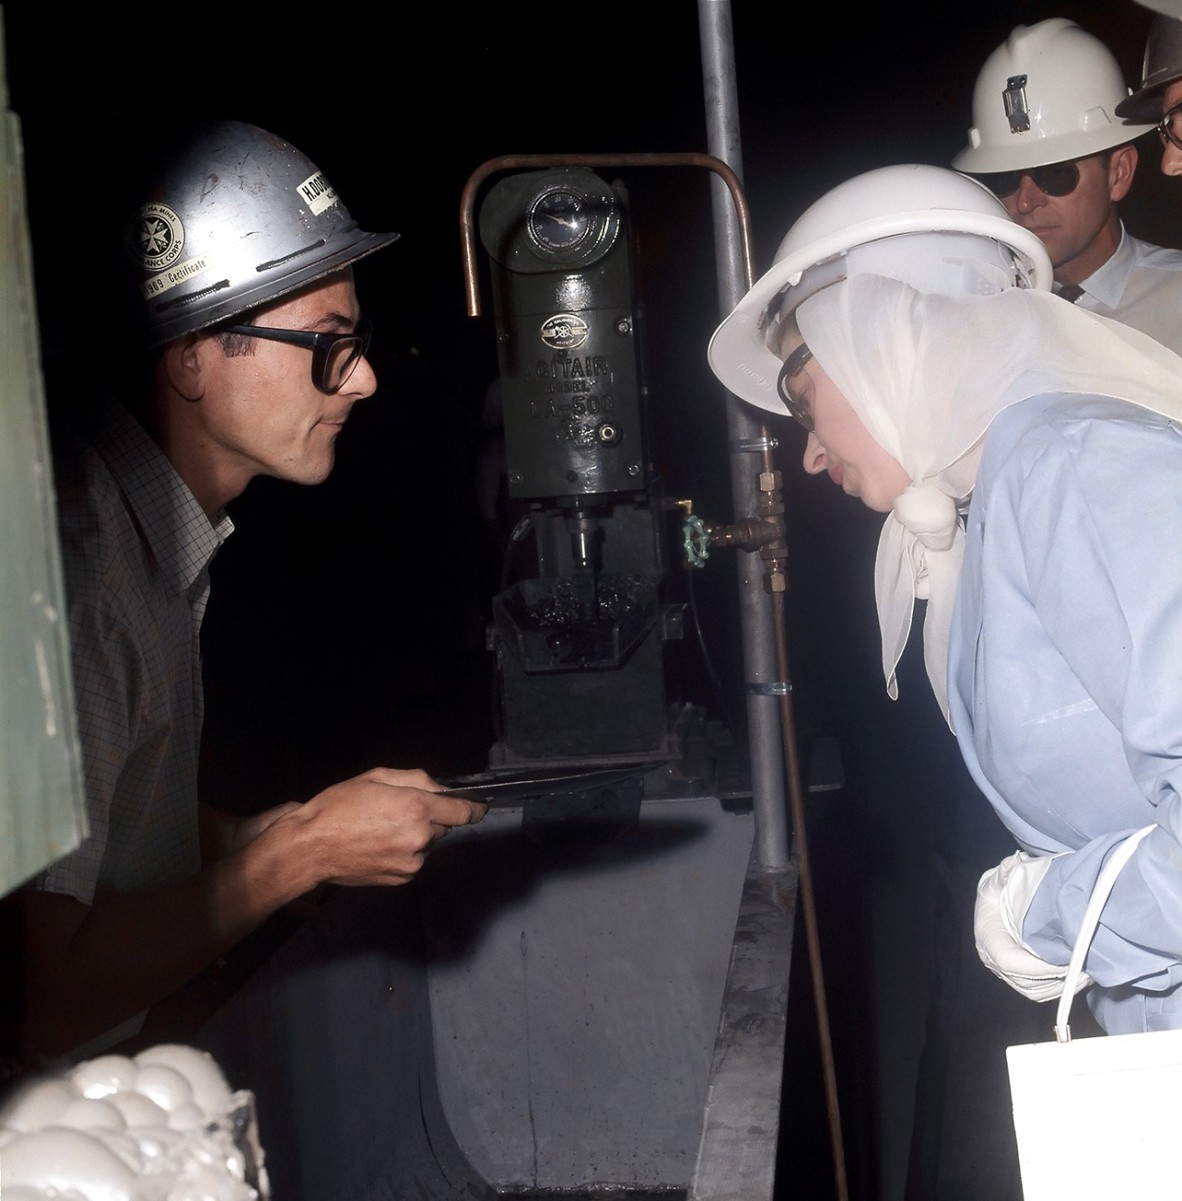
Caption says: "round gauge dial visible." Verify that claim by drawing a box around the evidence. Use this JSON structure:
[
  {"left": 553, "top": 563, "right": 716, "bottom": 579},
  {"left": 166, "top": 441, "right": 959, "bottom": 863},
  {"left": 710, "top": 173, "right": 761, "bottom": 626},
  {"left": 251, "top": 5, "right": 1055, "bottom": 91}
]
[{"left": 527, "top": 190, "right": 591, "bottom": 252}]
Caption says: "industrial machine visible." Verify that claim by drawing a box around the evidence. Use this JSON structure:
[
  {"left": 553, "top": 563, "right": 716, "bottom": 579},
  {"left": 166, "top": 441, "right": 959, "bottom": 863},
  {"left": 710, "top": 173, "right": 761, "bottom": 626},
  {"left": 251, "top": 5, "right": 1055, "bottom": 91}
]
[{"left": 478, "top": 166, "right": 684, "bottom": 769}]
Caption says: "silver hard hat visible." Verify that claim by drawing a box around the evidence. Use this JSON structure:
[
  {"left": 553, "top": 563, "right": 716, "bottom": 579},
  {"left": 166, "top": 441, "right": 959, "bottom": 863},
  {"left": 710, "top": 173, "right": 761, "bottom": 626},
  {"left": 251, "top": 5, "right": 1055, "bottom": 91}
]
[
  {"left": 126, "top": 121, "right": 397, "bottom": 346},
  {"left": 1116, "top": 13, "right": 1182, "bottom": 121}
]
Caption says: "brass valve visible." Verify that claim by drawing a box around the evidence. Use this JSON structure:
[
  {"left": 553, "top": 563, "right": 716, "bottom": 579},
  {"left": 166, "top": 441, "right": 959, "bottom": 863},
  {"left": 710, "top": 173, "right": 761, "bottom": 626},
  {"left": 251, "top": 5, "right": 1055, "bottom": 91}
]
[{"left": 680, "top": 473, "right": 789, "bottom": 594}]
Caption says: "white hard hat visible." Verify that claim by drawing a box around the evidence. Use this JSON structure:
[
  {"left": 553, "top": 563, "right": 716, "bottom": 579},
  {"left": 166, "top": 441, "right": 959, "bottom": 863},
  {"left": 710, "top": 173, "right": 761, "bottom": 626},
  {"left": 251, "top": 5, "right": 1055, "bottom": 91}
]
[
  {"left": 708, "top": 164, "right": 1052, "bottom": 417},
  {"left": 954, "top": 19, "right": 1154, "bottom": 173}
]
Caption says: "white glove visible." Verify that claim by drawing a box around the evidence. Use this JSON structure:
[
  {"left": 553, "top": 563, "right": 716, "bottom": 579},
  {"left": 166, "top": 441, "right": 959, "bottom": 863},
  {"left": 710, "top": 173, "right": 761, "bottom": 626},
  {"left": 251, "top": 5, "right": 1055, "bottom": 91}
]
[{"left": 974, "top": 849, "right": 1091, "bottom": 1002}]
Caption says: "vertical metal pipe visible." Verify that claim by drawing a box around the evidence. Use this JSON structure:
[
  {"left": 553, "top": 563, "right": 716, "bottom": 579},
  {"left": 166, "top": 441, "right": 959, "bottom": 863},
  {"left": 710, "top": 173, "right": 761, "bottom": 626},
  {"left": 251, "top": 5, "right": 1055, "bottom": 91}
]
[
  {"left": 698, "top": 12, "right": 850, "bottom": 1198},
  {"left": 697, "top": 0, "right": 789, "bottom": 871}
]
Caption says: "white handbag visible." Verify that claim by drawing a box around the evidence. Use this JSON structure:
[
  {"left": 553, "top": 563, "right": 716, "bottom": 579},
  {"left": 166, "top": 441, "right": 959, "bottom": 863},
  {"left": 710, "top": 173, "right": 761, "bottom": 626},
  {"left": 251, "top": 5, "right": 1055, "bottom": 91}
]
[{"left": 1006, "top": 824, "right": 1182, "bottom": 1199}]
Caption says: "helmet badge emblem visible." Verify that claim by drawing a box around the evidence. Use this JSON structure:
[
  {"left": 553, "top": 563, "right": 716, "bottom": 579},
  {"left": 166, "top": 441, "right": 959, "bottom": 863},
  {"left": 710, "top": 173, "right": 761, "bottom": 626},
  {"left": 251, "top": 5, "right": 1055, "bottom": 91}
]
[
  {"left": 1003, "top": 74, "right": 1031, "bottom": 134},
  {"left": 130, "top": 202, "right": 185, "bottom": 272}
]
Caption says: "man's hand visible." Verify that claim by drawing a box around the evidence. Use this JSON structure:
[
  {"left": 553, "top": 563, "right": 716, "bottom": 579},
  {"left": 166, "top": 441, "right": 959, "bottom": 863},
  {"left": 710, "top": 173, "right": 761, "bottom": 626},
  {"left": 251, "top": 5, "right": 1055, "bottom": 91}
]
[
  {"left": 271, "top": 768, "right": 487, "bottom": 889},
  {"left": 13, "top": 768, "right": 485, "bottom": 1057}
]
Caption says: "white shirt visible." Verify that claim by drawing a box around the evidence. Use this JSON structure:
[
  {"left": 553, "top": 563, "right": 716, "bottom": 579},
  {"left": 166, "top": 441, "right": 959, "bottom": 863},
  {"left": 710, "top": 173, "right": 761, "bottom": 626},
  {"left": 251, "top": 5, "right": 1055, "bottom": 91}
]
[{"left": 1073, "top": 226, "right": 1182, "bottom": 356}]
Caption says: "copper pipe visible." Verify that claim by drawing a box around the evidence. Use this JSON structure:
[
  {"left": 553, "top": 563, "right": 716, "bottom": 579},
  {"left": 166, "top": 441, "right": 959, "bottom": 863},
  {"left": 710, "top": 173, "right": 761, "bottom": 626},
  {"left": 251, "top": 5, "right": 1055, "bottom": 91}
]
[
  {"left": 725, "top": 471, "right": 850, "bottom": 1199},
  {"left": 459, "top": 153, "right": 752, "bottom": 317},
  {"left": 773, "top": 589, "right": 849, "bottom": 1201}
]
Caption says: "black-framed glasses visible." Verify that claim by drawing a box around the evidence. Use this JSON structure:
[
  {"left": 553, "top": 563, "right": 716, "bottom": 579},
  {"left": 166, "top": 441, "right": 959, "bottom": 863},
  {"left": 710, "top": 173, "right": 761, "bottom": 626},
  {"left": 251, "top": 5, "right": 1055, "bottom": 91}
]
[
  {"left": 977, "top": 161, "right": 1082, "bottom": 199},
  {"left": 219, "top": 315, "right": 373, "bottom": 394},
  {"left": 776, "top": 341, "right": 815, "bottom": 430},
  {"left": 1158, "top": 103, "right": 1182, "bottom": 152}
]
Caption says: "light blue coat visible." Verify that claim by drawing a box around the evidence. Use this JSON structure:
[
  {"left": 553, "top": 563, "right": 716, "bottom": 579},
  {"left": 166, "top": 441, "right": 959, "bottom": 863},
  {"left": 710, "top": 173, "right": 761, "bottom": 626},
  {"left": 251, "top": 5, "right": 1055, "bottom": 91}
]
[{"left": 950, "top": 392, "right": 1182, "bottom": 1034}]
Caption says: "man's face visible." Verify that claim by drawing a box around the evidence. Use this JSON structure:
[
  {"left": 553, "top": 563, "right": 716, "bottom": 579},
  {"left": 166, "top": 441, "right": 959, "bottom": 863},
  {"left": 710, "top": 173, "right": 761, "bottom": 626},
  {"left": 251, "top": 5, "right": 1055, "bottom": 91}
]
[
  {"left": 994, "top": 150, "right": 1133, "bottom": 286},
  {"left": 195, "top": 269, "right": 376, "bottom": 497},
  {"left": 1161, "top": 80, "right": 1182, "bottom": 177}
]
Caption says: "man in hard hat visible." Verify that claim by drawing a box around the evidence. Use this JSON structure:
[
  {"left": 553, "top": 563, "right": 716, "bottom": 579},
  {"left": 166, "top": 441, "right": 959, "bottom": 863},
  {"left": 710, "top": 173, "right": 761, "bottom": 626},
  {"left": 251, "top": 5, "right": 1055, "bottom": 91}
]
[
  {"left": 954, "top": 17, "right": 1182, "bottom": 353},
  {"left": 9, "top": 121, "right": 486, "bottom": 1058},
  {"left": 1117, "top": 12, "right": 1182, "bottom": 178}
]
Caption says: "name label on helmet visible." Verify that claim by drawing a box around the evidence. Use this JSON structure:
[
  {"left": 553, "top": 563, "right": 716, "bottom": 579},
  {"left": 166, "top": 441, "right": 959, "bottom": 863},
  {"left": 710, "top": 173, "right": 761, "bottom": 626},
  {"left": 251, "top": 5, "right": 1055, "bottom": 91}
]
[{"left": 298, "top": 171, "right": 339, "bottom": 216}]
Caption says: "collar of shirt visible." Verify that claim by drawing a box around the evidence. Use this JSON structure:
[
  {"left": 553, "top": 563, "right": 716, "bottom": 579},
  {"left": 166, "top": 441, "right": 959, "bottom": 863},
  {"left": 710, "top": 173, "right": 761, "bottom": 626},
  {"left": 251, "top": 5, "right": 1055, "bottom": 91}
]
[
  {"left": 1073, "top": 223, "right": 1133, "bottom": 310},
  {"left": 94, "top": 400, "right": 233, "bottom": 599}
]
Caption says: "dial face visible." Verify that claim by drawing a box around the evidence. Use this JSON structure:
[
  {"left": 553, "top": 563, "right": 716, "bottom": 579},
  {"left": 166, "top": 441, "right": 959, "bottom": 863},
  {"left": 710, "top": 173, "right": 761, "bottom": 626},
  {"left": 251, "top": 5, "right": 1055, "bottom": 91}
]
[{"left": 528, "top": 190, "right": 591, "bottom": 252}]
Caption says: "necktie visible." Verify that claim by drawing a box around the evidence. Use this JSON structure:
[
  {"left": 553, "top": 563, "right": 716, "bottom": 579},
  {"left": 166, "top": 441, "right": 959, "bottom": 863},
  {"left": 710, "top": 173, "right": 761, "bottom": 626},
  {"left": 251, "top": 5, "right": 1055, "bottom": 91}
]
[{"left": 1058, "top": 284, "right": 1086, "bottom": 303}]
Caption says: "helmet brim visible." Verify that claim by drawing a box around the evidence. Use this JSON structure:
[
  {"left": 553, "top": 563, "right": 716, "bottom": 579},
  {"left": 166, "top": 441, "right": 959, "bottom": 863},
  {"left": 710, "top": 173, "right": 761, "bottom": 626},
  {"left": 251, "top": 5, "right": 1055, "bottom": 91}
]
[
  {"left": 147, "top": 229, "right": 399, "bottom": 347},
  {"left": 1116, "top": 72, "right": 1182, "bottom": 121},
  {"left": 952, "top": 124, "right": 1154, "bottom": 173},
  {"left": 708, "top": 212, "right": 1052, "bottom": 417}
]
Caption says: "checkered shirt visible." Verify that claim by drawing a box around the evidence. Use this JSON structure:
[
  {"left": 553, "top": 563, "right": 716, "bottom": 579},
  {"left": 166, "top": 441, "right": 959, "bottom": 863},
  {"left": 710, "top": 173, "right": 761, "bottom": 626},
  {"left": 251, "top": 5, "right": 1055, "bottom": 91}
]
[{"left": 42, "top": 402, "right": 233, "bottom": 904}]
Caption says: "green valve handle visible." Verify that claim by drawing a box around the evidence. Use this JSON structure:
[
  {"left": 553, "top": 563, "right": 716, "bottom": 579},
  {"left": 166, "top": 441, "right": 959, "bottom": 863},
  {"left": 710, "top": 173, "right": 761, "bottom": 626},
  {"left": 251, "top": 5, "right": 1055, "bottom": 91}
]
[{"left": 683, "top": 514, "right": 710, "bottom": 568}]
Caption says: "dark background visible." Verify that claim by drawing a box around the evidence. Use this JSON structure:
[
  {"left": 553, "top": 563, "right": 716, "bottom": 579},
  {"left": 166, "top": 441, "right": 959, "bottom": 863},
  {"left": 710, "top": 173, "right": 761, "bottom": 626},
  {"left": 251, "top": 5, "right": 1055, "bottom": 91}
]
[
  {"left": 5, "top": 3, "right": 1172, "bottom": 799},
  {"left": 5, "top": 5, "right": 1176, "bottom": 1196}
]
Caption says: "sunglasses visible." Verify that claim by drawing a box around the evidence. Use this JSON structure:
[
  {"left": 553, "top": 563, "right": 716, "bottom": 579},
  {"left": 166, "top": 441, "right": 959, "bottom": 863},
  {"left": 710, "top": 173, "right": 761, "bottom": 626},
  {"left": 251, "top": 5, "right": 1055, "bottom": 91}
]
[{"left": 978, "top": 161, "right": 1081, "bottom": 199}]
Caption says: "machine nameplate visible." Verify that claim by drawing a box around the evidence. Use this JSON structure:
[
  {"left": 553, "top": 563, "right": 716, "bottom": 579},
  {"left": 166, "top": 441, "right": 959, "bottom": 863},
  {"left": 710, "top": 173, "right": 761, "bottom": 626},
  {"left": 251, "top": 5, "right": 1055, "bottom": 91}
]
[
  {"left": 525, "top": 354, "right": 612, "bottom": 383},
  {"left": 529, "top": 395, "right": 614, "bottom": 418}
]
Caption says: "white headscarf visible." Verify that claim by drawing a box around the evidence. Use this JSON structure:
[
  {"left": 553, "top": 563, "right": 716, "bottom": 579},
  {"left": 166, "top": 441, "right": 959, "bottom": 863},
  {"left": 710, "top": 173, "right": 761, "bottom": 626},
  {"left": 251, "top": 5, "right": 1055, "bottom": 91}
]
[{"left": 795, "top": 274, "right": 1182, "bottom": 725}]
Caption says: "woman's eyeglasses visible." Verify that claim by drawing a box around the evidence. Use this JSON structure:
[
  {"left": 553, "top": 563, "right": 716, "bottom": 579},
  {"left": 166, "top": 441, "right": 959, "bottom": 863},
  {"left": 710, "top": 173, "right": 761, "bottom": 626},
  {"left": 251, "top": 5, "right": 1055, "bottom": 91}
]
[{"left": 776, "top": 341, "right": 815, "bottom": 430}]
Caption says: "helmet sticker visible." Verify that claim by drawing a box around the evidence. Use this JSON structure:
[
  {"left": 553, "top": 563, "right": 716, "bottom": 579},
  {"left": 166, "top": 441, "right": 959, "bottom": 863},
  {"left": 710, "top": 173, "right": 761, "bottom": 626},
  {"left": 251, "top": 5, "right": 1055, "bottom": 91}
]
[
  {"left": 540, "top": 314, "right": 590, "bottom": 350},
  {"left": 141, "top": 255, "right": 210, "bottom": 301},
  {"left": 297, "top": 170, "right": 339, "bottom": 216},
  {"left": 1003, "top": 74, "right": 1032, "bottom": 134},
  {"left": 130, "top": 202, "right": 185, "bottom": 272}
]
